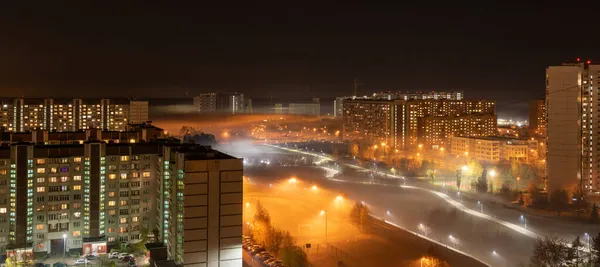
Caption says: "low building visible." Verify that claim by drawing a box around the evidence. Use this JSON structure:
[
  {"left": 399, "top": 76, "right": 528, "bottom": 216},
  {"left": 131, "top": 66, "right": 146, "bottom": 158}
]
[
  {"left": 450, "top": 136, "right": 538, "bottom": 163},
  {"left": 289, "top": 98, "right": 320, "bottom": 116}
]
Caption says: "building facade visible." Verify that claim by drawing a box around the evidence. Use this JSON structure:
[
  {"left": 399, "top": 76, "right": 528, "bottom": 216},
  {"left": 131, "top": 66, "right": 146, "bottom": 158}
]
[
  {"left": 289, "top": 98, "right": 320, "bottom": 116},
  {"left": 342, "top": 97, "right": 496, "bottom": 150},
  {"left": 334, "top": 97, "right": 345, "bottom": 118},
  {"left": 128, "top": 101, "right": 149, "bottom": 125},
  {"left": 193, "top": 93, "right": 245, "bottom": 114},
  {"left": 546, "top": 62, "right": 600, "bottom": 194},
  {"left": 0, "top": 99, "right": 143, "bottom": 132},
  {"left": 0, "top": 136, "right": 242, "bottom": 266},
  {"left": 528, "top": 99, "right": 546, "bottom": 137},
  {"left": 450, "top": 136, "right": 537, "bottom": 163}
]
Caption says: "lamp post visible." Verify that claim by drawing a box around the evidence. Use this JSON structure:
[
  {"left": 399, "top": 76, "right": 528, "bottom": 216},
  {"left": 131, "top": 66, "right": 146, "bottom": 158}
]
[
  {"left": 520, "top": 215, "right": 527, "bottom": 229},
  {"left": 585, "top": 233, "right": 591, "bottom": 264},
  {"left": 320, "top": 210, "right": 328, "bottom": 244},
  {"left": 477, "top": 201, "right": 483, "bottom": 213},
  {"left": 62, "top": 233, "right": 67, "bottom": 258}
]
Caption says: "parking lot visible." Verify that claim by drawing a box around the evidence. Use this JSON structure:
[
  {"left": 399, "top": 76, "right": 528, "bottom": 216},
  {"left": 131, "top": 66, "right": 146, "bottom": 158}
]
[{"left": 35, "top": 253, "right": 148, "bottom": 267}]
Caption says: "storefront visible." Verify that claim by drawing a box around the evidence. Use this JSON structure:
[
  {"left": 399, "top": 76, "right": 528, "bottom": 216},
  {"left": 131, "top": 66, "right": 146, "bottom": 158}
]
[
  {"left": 82, "top": 241, "right": 107, "bottom": 256},
  {"left": 6, "top": 248, "right": 33, "bottom": 261}
]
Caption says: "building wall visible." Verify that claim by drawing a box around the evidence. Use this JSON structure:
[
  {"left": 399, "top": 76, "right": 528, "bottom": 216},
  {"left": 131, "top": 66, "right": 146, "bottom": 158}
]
[
  {"left": 546, "top": 65, "right": 583, "bottom": 194},
  {"left": 129, "top": 101, "right": 149, "bottom": 124},
  {"left": 289, "top": 103, "right": 320, "bottom": 116},
  {"left": 0, "top": 99, "right": 138, "bottom": 132},
  {"left": 450, "top": 136, "right": 529, "bottom": 163},
  {"left": 180, "top": 158, "right": 243, "bottom": 267}
]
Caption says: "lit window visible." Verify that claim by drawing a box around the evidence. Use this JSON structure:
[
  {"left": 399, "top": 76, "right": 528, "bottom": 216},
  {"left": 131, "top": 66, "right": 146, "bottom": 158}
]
[
  {"left": 36, "top": 224, "right": 44, "bottom": 230},
  {"left": 132, "top": 216, "right": 139, "bottom": 222},
  {"left": 108, "top": 228, "right": 115, "bottom": 233},
  {"left": 0, "top": 208, "right": 6, "bottom": 213},
  {"left": 73, "top": 231, "right": 80, "bottom": 237},
  {"left": 50, "top": 167, "right": 57, "bottom": 173},
  {"left": 120, "top": 200, "right": 127, "bottom": 206},
  {"left": 119, "top": 227, "right": 127, "bottom": 233},
  {"left": 120, "top": 218, "right": 128, "bottom": 224},
  {"left": 60, "top": 176, "right": 68, "bottom": 183},
  {"left": 73, "top": 185, "right": 81, "bottom": 190},
  {"left": 74, "top": 157, "right": 82, "bottom": 163},
  {"left": 73, "top": 175, "right": 81, "bottom": 181},
  {"left": 36, "top": 187, "right": 45, "bottom": 192},
  {"left": 108, "top": 174, "right": 116, "bottom": 180},
  {"left": 61, "top": 204, "right": 68, "bottom": 209},
  {"left": 36, "top": 178, "right": 45, "bottom": 183},
  {"left": 49, "top": 177, "right": 57, "bottom": 183},
  {"left": 36, "top": 159, "right": 46, "bottom": 165},
  {"left": 108, "top": 210, "right": 116, "bottom": 215},
  {"left": 142, "top": 172, "right": 151, "bottom": 178},
  {"left": 36, "top": 168, "right": 45, "bottom": 174},
  {"left": 120, "top": 173, "right": 127, "bottom": 180},
  {"left": 74, "top": 212, "right": 81, "bottom": 218},
  {"left": 120, "top": 156, "right": 129, "bottom": 161},
  {"left": 108, "top": 201, "right": 116, "bottom": 207}
]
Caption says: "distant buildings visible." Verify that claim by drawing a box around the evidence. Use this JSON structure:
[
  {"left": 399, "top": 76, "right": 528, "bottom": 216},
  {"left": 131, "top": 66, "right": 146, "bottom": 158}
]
[
  {"left": 129, "top": 101, "right": 149, "bottom": 125},
  {"left": 334, "top": 97, "right": 346, "bottom": 117},
  {"left": 289, "top": 98, "right": 320, "bottom": 116},
  {"left": 192, "top": 93, "right": 245, "bottom": 114},
  {"left": 450, "top": 136, "right": 537, "bottom": 162},
  {"left": 273, "top": 104, "right": 284, "bottom": 114},
  {"left": 546, "top": 61, "right": 599, "bottom": 194},
  {"left": 528, "top": 99, "right": 546, "bottom": 137},
  {"left": 342, "top": 95, "right": 496, "bottom": 149},
  {"left": 0, "top": 125, "right": 243, "bottom": 266},
  {"left": 0, "top": 98, "right": 146, "bottom": 132}
]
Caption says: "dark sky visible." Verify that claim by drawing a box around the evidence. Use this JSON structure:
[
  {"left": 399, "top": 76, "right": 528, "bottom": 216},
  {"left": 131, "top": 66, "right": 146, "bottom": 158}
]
[{"left": 0, "top": 4, "right": 598, "bottom": 118}]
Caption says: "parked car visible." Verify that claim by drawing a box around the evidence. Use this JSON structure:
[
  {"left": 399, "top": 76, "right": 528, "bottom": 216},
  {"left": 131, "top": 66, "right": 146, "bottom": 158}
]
[
  {"left": 122, "top": 255, "right": 135, "bottom": 262},
  {"left": 118, "top": 253, "right": 131, "bottom": 259},
  {"left": 85, "top": 254, "right": 97, "bottom": 260},
  {"left": 74, "top": 259, "right": 90, "bottom": 265},
  {"left": 108, "top": 252, "right": 120, "bottom": 259}
]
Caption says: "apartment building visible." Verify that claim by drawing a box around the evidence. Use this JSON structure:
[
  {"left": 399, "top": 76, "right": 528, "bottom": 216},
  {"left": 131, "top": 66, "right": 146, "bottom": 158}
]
[
  {"left": 420, "top": 114, "right": 497, "bottom": 148},
  {"left": 528, "top": 99, "right": 546, "bottom": 137},
  {"left": 0, "top": 98, "right": 145, "bottom": 132},
  {"left": 192, "top": 93, "right": 245, "bottom": 114},
  {"left": 450, "top": 136, "right": 537, "bottom": 162},
  {"left": 289, "top": 98, "right": 321, "bottom": 116},
  {"left": 342, "top": 96, "right": 496, "bottom": 149},
  {"left": 0, "top": 137, "right": 242, "bottom": 266},
  {"left": 546, "top": 61, "right": 600, "bottom": 194},
  {"left": 128, "top": 101, "right": 149, "bottom": 125}
]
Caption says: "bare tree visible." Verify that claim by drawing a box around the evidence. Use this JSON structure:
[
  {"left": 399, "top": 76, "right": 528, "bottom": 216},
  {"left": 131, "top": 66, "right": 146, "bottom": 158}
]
[{"left": 530, "top": 236, "right": 568, "bottom": 267}]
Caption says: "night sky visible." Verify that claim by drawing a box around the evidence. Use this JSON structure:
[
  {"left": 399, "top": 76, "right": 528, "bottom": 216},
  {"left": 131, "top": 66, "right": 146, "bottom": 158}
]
[{"left": 0, "top": 4, "right": 598, "bottom": 118}]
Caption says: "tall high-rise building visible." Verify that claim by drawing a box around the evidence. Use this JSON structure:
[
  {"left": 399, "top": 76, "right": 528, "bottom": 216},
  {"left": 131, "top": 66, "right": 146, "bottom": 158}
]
[
  {"left": 193, "top": 93, "right": 218, "bottom": 113},
  {"left": 342, "top": 97, "right": 496, "bottom": 149},
  {"left": 128, "top": 101, "right": 149, "bottom": 124},
  {"left": 528, "top": 99, "right": 547, "bottom": 137},
  {"left": 334, "top": 97, "right": 346, "bottom": 117},
  {"left": 546, "top": 61, "right": 600, "bottom": 194},
  {"left": 193, "top": 93, "right": 245, "bottom": 114},
  {"left": 246, "top": 98, "right": 253, "bottom": 114},
  {"left": 0, "top": 99, "right": 141, "bottom": 132},
  {"left": 0, "top": 135, "right": 242, "bottom": 266}
]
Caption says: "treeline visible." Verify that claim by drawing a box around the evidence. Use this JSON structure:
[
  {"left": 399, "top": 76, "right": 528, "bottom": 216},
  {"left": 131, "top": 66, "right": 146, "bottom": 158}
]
[
  {"left": 250, "top": 202, "right": 309, "bottom": 267},
  {"left": 527, "top": 233, "right": 600, "bottom": 267}
]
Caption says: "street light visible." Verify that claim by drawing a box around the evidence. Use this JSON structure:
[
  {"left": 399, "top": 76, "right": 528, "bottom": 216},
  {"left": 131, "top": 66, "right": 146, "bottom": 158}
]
[
  {"left": 63, "top": 233, "right": 67, "bottom": 258},
  {"left": 320, "top": 210, "right": 328, "bottom": 244},
  {"left": 457, "top": 192, "right": 462, "bottom": 203},
  {"left": 448, "top": 235, "right": 457, "bottom": 248},
  {"left": 489, "top": 169, "right": 496, "bottom": 177},
  {"left": 477, "top": 201, "right": 483, "bottom": 213},
  {"left": 520, "top": 215, "right": 527, "bottom": 229},
  {"left": 585, "top": 233, "right": 591, "bottom": 263}
]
